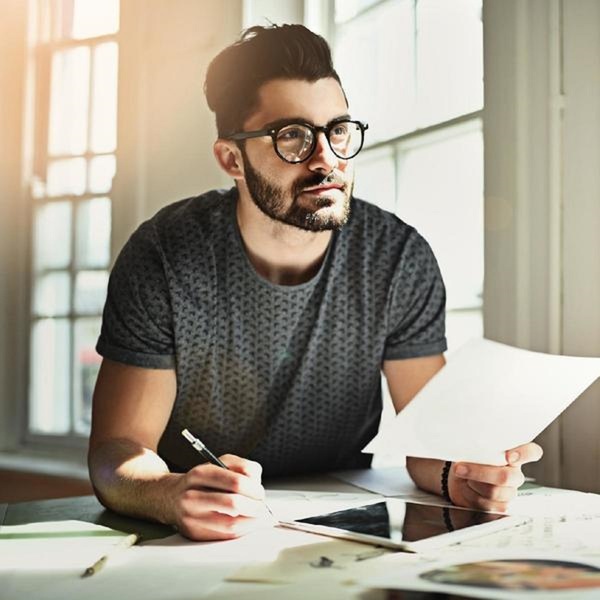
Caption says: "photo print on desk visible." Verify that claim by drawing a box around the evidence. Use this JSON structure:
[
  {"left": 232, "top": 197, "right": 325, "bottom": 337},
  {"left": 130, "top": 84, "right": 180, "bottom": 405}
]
[{"left": 420, "top": 559, "right": 600, "bottom": 592}]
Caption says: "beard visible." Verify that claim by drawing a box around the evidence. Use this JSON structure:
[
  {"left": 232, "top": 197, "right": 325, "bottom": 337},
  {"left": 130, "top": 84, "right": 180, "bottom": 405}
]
[{"left": 240, "top": 148, "right": 353, "bottom": 232}]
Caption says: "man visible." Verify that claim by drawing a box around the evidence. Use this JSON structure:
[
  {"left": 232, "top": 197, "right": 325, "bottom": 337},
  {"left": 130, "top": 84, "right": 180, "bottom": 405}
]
[{"left": 89, "top": 24, "right": 542, "bottom": 541}]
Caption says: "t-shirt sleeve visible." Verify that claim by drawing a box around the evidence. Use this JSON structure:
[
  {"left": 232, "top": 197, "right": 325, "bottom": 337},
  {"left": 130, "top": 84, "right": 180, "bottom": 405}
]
[
  {"left": 384, "top": 229, "right": 447, "bottom": 360},
  {"left": 96, "top": 221, "right": 175, "bottom": 369}
]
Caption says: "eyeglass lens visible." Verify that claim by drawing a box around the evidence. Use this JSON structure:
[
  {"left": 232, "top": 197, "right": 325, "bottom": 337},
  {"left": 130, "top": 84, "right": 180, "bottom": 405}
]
[{"left": 275, "top": 121, "right": 363, "bottom": 163}]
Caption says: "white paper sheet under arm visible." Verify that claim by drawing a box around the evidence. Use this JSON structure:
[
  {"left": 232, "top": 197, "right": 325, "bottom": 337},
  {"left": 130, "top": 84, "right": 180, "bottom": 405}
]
[
  {"left": 330, "top": 466, "right": 436, "bottom": 501},
  {"left": 364, "top": 338, "right": 600, "bottom": 465}
]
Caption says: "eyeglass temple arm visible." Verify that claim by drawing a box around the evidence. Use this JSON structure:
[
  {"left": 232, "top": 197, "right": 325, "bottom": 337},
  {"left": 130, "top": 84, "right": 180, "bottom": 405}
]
[{"left": 227, "top": 129, "right": 273, "bottom": 141}]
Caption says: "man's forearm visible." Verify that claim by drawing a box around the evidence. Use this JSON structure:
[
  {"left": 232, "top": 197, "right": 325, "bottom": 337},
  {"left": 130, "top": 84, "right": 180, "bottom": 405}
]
[
  {"left": 406, "top": 456, "right": 446, "bottom": 498},
  {"left": 88, "top": 437, "right": 181, "bottom": 525}
]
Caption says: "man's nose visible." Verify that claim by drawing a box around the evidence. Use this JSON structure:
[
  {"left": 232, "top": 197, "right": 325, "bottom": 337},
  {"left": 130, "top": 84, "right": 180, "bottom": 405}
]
[{"left": 308, "top": 132, "right": 340, "bottom": 173}]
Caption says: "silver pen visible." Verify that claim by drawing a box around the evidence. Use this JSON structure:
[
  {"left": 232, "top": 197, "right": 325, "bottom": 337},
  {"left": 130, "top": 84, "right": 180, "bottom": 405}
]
[
  {"left": 181, "top": 429, "right": 276, "bottom": 520},
  {"left": 182, "top": 428, "right": 228, "bottom": 468}
]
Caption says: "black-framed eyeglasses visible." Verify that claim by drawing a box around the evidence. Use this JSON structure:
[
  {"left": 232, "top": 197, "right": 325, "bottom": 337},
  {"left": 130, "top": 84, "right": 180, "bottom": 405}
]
[{"left": 226, "top": 119, "right": 369, "bottom": 164}]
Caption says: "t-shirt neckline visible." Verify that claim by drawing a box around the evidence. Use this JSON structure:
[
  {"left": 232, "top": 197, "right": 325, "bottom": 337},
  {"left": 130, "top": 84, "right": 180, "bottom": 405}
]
[{"left": 227, "top": 188, "right": 338, "bottom": 293}]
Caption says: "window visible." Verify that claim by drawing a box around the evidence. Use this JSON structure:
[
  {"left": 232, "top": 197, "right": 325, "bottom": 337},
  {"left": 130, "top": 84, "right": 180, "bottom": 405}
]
[
  {"left": 332, "top": 0, "right": 484, "bottom": 352},
  {"left": 26, "top": 0, "right": 119, "bottom": 440}
]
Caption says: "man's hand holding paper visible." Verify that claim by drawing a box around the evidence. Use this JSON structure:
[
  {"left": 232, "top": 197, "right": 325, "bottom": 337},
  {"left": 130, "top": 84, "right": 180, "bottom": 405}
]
[
  {"left": 449, "top": 442, "right": 543, "bottom": 513},
  {"left": 374, "top": 338, "right": 600, "bottom": 511}
]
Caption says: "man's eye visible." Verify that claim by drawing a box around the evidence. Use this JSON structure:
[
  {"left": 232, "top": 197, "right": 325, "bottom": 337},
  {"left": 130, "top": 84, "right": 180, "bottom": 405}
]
[
  {"left": 332, "top": 124, "right": 349, "bottom": 136},
  {"left": 279, "top": 128, "right": 303, "bottom": 140}
]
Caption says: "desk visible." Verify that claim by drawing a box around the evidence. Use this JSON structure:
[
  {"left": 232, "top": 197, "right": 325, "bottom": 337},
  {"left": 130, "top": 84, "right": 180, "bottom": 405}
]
[
  {"left": 0, "top": 494, "right": 173, "bottom": 540},
  {"left": 3, "top": 471, "right": 600, "bottom": 600}
]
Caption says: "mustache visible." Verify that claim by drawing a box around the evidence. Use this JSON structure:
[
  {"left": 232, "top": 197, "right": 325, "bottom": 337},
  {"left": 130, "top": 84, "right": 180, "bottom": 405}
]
[{"left": 293, "top": 171, "right": 347, "bottom": 196}]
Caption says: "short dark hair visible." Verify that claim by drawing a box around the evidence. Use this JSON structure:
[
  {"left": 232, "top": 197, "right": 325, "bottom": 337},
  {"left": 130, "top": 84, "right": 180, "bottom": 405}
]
[{"left": 204, "top": 24, "right": 346, "bottom": 138}]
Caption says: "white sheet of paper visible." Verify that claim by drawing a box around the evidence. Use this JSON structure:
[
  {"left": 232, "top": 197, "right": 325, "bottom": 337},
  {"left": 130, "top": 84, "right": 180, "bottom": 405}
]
[
  {"left": 330, "top": 466, "right": 435, "bottom": 500},
  {"left": 364, "top": 338, "right": 600, "bottom": 465}
]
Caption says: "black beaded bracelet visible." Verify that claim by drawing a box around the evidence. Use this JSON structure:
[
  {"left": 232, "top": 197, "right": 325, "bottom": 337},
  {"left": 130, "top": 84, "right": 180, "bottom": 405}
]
[
  {"left": 441, "top": 460, "right": 453, "bottom": 503},
  {"left": 442, "top": 506, "right": 455, "bottom": 531}
]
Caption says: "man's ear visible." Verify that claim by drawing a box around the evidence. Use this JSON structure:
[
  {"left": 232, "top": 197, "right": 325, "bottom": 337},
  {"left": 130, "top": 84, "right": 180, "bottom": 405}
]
[{"left": 213, "top": 140, "right": 245, "bottom": 180}]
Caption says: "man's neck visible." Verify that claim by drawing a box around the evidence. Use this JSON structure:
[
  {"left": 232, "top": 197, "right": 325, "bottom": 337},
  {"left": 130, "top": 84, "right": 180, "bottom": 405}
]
[{"left": 235, "top": 190, "right": 332, "bottom": 286}]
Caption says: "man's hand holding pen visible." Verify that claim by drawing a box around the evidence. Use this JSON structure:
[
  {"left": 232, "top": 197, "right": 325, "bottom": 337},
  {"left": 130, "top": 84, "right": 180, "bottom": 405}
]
[{"left": 169, "top": 454, "right": 273, "bottom": 541}]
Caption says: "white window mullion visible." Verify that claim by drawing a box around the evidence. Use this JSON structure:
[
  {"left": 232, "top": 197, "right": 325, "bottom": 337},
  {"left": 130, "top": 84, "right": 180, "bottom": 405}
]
[{"left": 26, "top": 0, "right": 119, "bottom": 444}]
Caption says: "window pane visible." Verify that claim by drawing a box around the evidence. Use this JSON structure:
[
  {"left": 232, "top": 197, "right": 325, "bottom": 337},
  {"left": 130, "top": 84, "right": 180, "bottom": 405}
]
[
  {"left": 71, "top": 0, "right": 119, "bottom": 39},
  {"left": 396, "top": 125, "right": 483, "bottom": 310},
  {"left": 89, "top": 155, "right": 116, "bottom": 193},
  {"left": 73, "top": 317, "right": 102, "bottom": 434},
  {"left": 33, "top": 202, "right": 72, "bottom": 270},
  {"left": 74, "top": 270, "right": 108, "bottom": 314},
  {"left": 33, "top": 271, "right": 71, "bottom": 317},
  {"left": 334, "top": 0, "right": 415, "bottom": 143},
  {"left": 48, "top": 46, "right": 90, "bottom": 156},
  {"left": 76, "top": 198, "right": 111, "bottom": 268},
  {"left": 29, "top": 318, "right": 70, "bottom": 434},
  {"left": 335, "top": 0, "right": 381, "bottom": 23},
  {"left": 47, "top": 157, "right": 86, "bottom": 196},
  {"left": 354, "top": 147, "right": 396, "bottom": 213},
  {"left": 416, "top": 0, "right": 483, "bottom": 126},
  {"left": 90, "top": 42, "right": 118, "bottom": 153}
]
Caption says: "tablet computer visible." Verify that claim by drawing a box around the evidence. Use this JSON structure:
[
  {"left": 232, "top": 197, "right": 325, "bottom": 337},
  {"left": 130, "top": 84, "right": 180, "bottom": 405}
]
[{"left": 279, "top": 499, "right": 529, "bottom": 552}]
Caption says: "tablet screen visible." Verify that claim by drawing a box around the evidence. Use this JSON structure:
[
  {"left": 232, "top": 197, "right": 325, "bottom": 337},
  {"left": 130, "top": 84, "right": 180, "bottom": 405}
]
[{"left": 296, "top": 500, "right": 508, "bottom": 544}]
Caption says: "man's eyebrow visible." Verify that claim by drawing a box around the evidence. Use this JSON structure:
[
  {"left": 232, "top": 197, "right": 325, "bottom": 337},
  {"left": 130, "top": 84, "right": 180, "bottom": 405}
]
[
  {"left": 328, "top": 113, "right": 352, "bottom": 124},
  {"left": 261, "top": 114, "right": 352, "bottom": 130},
  {"left": 261, "top": 117, "right": 307, "bottom": 130}
]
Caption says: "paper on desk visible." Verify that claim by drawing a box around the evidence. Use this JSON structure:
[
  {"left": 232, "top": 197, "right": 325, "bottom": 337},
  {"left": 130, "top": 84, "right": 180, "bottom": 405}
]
[
  {"left": 266, "top": 489, "right": 381, "bottom": 521},
  {"left": 0, "top": 520, "right": 132, "bottom": 569},
  {"left": 509, "top": 485, "right": 600, "bottom": 519},
  {"left": 227, "top": 537, "right": 396, "bottom": 584},
  {"left": 0, "top": 520, "right": 234, "bottom": 600},
  {"left": 330, "top": 466, "right": 435, "bottom": 501},
  {"left": 364, "top": 338, "right": 600, "bottom": 465},
  {"left": 454, "top": 487, "right": 600, "bottom": 555}
]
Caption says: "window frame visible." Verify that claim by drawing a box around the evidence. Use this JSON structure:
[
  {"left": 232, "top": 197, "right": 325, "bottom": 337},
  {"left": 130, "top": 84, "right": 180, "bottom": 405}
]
[
  {"left": 23, "top": 1, "right": 120, "bottom": 448},
  {"left": 326, "top": 0, "right": 484, "bottom": 350}
]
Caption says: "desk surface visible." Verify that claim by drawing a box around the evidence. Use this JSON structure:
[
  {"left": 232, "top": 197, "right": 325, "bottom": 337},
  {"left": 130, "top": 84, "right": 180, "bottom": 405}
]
[
  {"left": 0, "top": 494, "right": 173, "bottom": 540},
  {"left": 3, "top": 472, "right": 600, "bottom": 600}
]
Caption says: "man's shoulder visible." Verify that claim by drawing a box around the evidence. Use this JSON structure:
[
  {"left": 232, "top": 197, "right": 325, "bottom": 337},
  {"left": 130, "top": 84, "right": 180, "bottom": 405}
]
[
  {"left": 343, "top": 198, "right": 437, "bottom": 271},
  {"left": 149, "top": 187, "right": 235, "bottom": 230},
  {"left": 127, "top": 187, "right": 235, "bottom": 248},
  {"left": 347, "top": 196, "right": 414, "bottom": 240}
]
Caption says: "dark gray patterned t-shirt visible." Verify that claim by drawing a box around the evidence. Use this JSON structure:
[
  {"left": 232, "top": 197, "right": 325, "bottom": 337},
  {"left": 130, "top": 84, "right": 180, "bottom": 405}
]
[{"left": 97, "top": 188, "right": 447, "bottom": 476}]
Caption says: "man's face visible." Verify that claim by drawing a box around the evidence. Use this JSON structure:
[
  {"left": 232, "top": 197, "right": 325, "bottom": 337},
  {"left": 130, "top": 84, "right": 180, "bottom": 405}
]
[{"left": 238, "top": 78, "right": 355, "bottom": 232}]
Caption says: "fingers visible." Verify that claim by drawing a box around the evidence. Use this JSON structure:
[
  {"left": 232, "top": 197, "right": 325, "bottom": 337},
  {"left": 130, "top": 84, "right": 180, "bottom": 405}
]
[
  {"left": 180, "top": 489, "right": 266, "bottom": 518},
  {"left": 466, "top": 480, "right": 517, "bottom": 503},
  {"left": 173, "top": 456, "right": 271, "bottom": 541},
  {"left": 505, "top": 442, "right": 544, "bottom": 466},
  {"left": 447, "top": 445, "right": 542, "bottom": 513},
  {"left": 457, "top": 482, "right": 510, "bottom": 513},
  {"left": 186, "top": 463, "right": 266, "bottom": 500},
  {"left": 178, "top": 511, "right": 271, "bottom": 541},
  {"left": 175, "top": 459, "right": 272, "bottom": 541},
  {"left": 220, "top": 454, "right": 263, "bottom": 479},
  {"left": 454, "top": 462, "right": 525, "bottom": 488},
  {"left": 450, "top": 461, "right": 523, "bottom": 513}
]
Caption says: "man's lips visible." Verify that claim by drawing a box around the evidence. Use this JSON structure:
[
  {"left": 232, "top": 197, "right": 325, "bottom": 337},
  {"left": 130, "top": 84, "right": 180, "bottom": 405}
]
[{"left": 301, "top": 184, "right": 344, "bottom": 194}]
